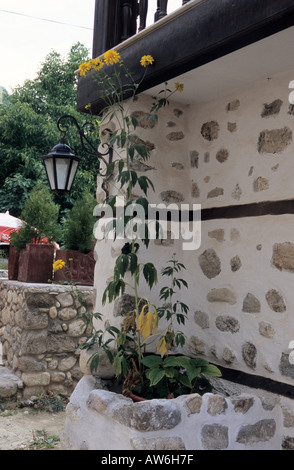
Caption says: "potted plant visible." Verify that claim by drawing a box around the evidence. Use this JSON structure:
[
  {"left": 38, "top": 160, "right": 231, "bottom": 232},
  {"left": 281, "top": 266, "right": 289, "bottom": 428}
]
[
  {"left": 9, "top": 183, "right": 61, "bottom": 283},
  {"left": 54, "top": 191, "right": 96, "bottom": 286}
]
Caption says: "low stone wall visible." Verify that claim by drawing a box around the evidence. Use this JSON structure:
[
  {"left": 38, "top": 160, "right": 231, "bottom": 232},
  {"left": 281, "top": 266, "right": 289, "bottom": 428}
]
[
  {"left": 61, "top": 375, "right": 294, "bottom": 450},
  {"left": 0, "top": 279, "right": 95, "bottom": 399}
]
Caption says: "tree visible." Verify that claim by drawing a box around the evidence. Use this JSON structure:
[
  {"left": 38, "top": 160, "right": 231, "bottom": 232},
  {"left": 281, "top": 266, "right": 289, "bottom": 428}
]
[{"left": 0, "top": 43, "right": 100, "bottom": 218}]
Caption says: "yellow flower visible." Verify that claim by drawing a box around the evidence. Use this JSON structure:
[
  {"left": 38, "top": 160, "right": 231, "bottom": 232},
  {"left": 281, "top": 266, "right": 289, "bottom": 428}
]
[
  {"left": 140, "top": 55, "right": 154, "bottom": 67},
  {"left": 175, "top": 82, "right": 184, "bottom": 93},
  {"left": 137, "top": 304, "right": 157, "bottom": 340},
  {"left": 104, "top": 49, "right": 121, "bottom": 65},
  {"left": 53, "top": 260, "right": 66, "bottom": 272},
  {"left": 90, "top": 58, "right": 104, "bottom": 71},
  {"left": 79, "top": 62, "right": 91, "bottom": 76},
  {"left": 156, "top": 337, "right": 168, "bottom": 358}
]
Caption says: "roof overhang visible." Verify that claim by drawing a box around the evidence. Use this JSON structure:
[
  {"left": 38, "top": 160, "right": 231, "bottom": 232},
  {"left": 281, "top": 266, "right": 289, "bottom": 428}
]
[{"left": 77, "top": 0, "right": 294, "bottom": 115}]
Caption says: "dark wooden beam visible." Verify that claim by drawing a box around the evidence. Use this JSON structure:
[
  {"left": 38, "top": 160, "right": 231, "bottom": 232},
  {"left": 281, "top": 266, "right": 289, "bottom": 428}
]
[{"left": 78, "top": 0, "right": 294, "bottom": 115}]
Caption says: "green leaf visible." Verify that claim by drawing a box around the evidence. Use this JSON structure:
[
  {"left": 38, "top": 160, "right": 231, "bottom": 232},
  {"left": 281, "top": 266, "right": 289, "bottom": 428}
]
[
  {"left": 143, "top": 262, "right": 158, "bottom": 288},
  {"left": 128, "top": 252, "right": 138, "bottom": 275},
  {"left": 163, "top": 356, "right": 191, "bottom": 369},
  {"left": 146, "top": 367, "right": 165, "bottom": 387},
  {"left": 178, "top": 373, "right": 192, "bottom": 389},
  {"left": 201, "top": 364, "right": 222, "bottom": 377},
  {"left": 115, "top": 254, "right": 129, "bottom": 277},
  {"left": 186, "top": 365, "right": 201, "bottom": 382},
  {"left": 141, "top": 355, "right": 163, "bottom": 368}
]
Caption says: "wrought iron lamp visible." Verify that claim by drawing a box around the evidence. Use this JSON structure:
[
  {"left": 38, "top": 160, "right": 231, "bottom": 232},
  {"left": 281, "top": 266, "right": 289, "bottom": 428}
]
[{"left": 42, "top": 114, "right": 112, "bottom": 195}]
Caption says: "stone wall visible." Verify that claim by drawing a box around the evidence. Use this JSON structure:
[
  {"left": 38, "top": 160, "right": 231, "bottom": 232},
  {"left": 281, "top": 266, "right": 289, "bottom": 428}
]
[
  {"left": 61, "top": 375, "right": 294, "bottom": 450},
  {"left": 0, "top": 279, "right": 95, "bottom": 399},
  {"left": 93, "top": 68, "right": 294, "bottom": 387}
]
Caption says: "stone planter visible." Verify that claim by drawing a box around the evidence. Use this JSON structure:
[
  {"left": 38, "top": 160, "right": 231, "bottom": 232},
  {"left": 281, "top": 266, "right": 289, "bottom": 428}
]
[
  {"left": 17, "top": 243, "right": 54, "bottom": 283},
  {"left": 61, "top": 375, "right": 283, "bottom": 450},
  {"left": 8, "top": 245, "right": 19, "bottom": 280},
  {"left": 54, "top": 249, "right": 95, "bottom": 286}
]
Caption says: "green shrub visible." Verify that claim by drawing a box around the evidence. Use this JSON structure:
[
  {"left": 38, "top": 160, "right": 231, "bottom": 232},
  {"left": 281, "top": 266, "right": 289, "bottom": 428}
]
[
  {"left": 10, "top": 183, "right": 61, "bottom": 251},
  {"left": 62, "top": 191, "right": 96, "bottom": 253}
]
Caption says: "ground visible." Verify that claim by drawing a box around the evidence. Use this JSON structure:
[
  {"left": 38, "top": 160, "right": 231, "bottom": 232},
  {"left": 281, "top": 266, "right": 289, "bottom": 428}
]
[{"left": 0, "top": 407, "right": 66, "bottom": 450}]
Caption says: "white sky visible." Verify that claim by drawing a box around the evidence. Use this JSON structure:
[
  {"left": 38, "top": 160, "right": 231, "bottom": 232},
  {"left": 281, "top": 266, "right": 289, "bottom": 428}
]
[{"left": 0, "top": 0, "right": 182, "bottom": 93}]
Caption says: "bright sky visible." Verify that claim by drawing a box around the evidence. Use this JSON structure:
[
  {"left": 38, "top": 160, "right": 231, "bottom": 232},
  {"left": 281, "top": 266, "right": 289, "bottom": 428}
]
[{"left": 0, "top": 0, "right": 182, "bottom": 93}]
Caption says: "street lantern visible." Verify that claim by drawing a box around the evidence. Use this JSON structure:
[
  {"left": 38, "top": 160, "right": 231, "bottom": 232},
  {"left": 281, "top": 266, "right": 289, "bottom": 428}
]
[
  {"left": 42, "top": 114, "right": 113, "bottom": 197},
  {"left": 42, "top": 140, "right": 80, "bottom": 194}
]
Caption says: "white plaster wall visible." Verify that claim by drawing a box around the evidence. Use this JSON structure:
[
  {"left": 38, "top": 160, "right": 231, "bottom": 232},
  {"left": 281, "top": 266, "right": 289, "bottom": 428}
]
[{"left": 93, "top": 69, "right": 294, "bottom": 385}]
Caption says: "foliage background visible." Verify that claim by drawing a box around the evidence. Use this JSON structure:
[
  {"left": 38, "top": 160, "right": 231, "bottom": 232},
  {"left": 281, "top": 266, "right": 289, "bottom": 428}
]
[{"left": 0, "top": 43, "right": 99, "bottom": 219}]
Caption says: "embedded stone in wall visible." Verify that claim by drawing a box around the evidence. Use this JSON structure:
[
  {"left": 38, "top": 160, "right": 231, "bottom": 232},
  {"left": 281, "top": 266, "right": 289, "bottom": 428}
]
[
  {"left": 198, "top": 248, "right": 221, "bottom": 279},
  {"left": 230, "top": 228, "right": 240, "bottom": 241},
  {"left": 190, "top": 150, "right": 199, "bottom": 168},
  {"left": 189, "top": 336, "right": 205, "bottom": 356},
  {"left": 191, "top": 182, "right": 200, "bottom": 198},
  {"left": 20, "top": 331, "right": 48, "bottom": 355},
  {"left": 131, "top": 437, "right": 186, "bottom": 450},
  {"left": 160, "top": 190, "right": 184, "bottom": 203},
  {"left": 112, "top": 400, "right": 182, "bottom": 431},
  {"left": 227, "top": 122, "right": 237, "bottom": 132},
  {"left": 166, "top": 131, "right": 185, "bottom": 141},
  {"left": 257, "top": 127, "right": 292, "bottom": 154},
  {"left": 173, "top": 108, "right": 183, "bottom": 118},
  {"left": 204, "top": 152, "right": 210, "bottom": 163},
  {"left": 232, "top": 184, "right": 242, "bottom": 200},
  {"left": 242, "top": 342, "right": 257, "bottom": 369},
  {"left": 279, "top": 353, "right": 294, "bottom": 379},
  {"left": 201, "top": 121, "right": 220, "bottom": 141},
  {"left": 130, "top": 134, "right": 155, "bottom": 152},
  {"left": 230, "top": 255, "right": 242, "bottom": 272},
  {"left": 207, "top": 288, "right": 237, "bottom": 305},
  {"left": 184, "top": 394, "right": 202, "bottom": 414},
  {"left": 231, "top": 396, "right": 254, "bottom": 414},
  {"left": 253, "top": 177, "right": 269, "bottom": 192},
  {"left": 201, "top": 424, "right": 229, "bottom": 450},
  {"left": 172, "top": 162, "right": 184, "bottom": 170},
  {"left": 215, "top": 315, "right": 240, "bottom": 333},
  {"left": 282, "top": 437, "right": 294, "bottom": 450},
  {"left": 216, "top": 148, "right": 229, "bottom": 163},
  {"left": 26, "top": 293, "right": 55, "bottom": 309},
  {"left": 16, "top": 308, "right": 49, "bottom": 330},
  {"left": 288, "top": 104, "right": 294, "bottom": 115},
  {"left": 131, "top": 111, "right": 157, "bottom": 128},
  {"left": 265, "top": 289, "right": 286, "bottom": 312},
  {"left": 113, "top": 294, "right": 136, "bottom": 317},
  {"left": 194, "top": 310, "right": 209, "bottom": 329},
  {"left": 226, "top": 99, "right": 240, "bottom": 111},
  {"left": 259, "top": 321, "right": 275, "bottom": 338},
  {"left": 208, "top": 229, "right": 224, "bottom": 242},
  {"left": 261, "top": 99, "right": 283, "bottom": 118},
  {"left": 271, "top": 242, "right": 294, "bottom": 272},
  {"left": 130, "top": 160, "right": 155, "bottom": 172},
  {"left": 207, "top": 395, "right": 227, "bottom": 415},
  {"left": 222, "top": 347, "right": 235, "bottom": 364},
  {"left": 207, "top": 187, "right": 224, "bottom": 198},
  {"left": 236, "top": 419, "right": 276, "bottom": 445},
  {"left": 242, "top": 293, "right": 261, "bottom": 313}
]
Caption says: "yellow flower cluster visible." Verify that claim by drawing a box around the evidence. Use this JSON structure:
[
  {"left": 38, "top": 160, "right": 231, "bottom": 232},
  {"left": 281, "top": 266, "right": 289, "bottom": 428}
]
[
  {"left": 53, "top": 259, "right": 66, "bottom": 272},
  {"left": 140, "top": 55, "right": 154, "bottom": 67},
  {"left": 175, "top": 82, "right": 184, "bottom": 93},
  {"left": 79, "top": 50, "right": 154, "bottom": 76}
]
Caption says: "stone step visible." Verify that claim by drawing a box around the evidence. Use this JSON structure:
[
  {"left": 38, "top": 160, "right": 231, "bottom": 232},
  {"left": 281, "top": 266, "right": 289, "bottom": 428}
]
[{"left": 0, "top": 366, "right": 23, "bottom": 398}]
